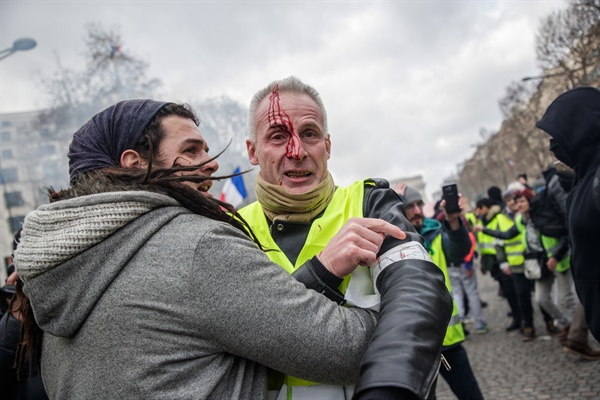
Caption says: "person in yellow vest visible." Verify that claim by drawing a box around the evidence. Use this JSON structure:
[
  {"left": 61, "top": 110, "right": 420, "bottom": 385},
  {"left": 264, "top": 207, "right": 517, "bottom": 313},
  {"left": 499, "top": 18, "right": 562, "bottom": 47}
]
[
  {"left": 512, "top": 189, "right": 576, "bottom": 334},
  {"left": 239, "top": 76, "right": 452, "bottom": 400},
  {"left": 473, "top": 197, "right": 535, "bottom": 340},
  {"left": 397, "top": 185, "right": 484, "bottom": 400}
]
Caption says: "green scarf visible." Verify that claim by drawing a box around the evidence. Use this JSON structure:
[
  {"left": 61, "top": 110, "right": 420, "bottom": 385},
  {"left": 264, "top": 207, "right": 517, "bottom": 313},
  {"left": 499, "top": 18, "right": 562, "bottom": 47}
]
[{"left": 255, "top": 172, "right": 335, "bottom": 223}]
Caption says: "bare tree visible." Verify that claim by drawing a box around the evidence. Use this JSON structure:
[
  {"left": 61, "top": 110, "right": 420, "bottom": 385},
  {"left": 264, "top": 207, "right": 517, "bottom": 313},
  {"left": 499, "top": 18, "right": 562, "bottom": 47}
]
[
  {"left": 35, "top": 23, "right": 162, "bottom": 138},
  {"left": 536, "top": 0, "right": 600, "bottom": 87},
  {"left": 458, "top": 0, "right": 599, "bottom": 199},
  {"left": 17, "top": 23, "right": 164, "bottom": 204}
]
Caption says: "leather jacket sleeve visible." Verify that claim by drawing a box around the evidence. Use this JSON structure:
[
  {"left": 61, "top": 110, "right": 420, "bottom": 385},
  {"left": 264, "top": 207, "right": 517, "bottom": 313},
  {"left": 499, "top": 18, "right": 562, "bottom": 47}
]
[
  {"left": 353, "top": 180, "right": 453, "bottom": 399},
  {"left": 292, "top": 179, "right": 451, "bottom": 398},
  {"left": 291, "top": 256, "right": 346, "bottom": 304},
  {"left": 353, "top": 259, "right": 453, "bottom": 400},
  {"left": 362, "top": 179, "right": 423, "bottom": 254}
]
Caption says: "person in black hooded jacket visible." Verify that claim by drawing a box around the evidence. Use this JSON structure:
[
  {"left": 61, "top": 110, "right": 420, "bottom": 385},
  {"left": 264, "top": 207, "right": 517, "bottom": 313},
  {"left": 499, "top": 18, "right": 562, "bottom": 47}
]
[{"left": 536, "top": 86, "right": 600, "bottom": 343}]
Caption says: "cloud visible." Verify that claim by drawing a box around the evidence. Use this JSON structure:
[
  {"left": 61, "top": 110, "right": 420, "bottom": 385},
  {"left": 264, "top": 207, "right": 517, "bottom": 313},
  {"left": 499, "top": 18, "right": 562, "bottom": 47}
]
[{"left": 1, "top": 1, "right": 567, "bottom": 199}]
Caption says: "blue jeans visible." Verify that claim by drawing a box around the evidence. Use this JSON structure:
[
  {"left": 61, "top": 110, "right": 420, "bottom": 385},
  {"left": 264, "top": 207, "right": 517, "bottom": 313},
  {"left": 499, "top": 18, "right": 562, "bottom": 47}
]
[{"left": 448, "top": 265, "right": 487, "bottom": 328}]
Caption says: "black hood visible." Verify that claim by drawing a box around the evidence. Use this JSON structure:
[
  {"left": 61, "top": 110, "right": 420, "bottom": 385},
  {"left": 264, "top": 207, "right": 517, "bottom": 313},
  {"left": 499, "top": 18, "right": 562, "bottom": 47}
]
[{"left": 536, "top": 86, "right": 600, "bottom": 178}]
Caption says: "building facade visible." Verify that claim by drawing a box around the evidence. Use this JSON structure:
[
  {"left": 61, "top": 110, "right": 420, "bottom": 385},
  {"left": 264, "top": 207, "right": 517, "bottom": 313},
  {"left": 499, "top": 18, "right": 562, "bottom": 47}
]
[{"left": 0, "top": 110, "right": 69, "bottom": 281}]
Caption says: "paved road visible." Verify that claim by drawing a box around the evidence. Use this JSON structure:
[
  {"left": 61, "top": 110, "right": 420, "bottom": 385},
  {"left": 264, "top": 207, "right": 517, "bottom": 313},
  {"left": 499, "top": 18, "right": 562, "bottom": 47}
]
[{"left": 435, "top": 270, "right": 600, "bottom": 400}]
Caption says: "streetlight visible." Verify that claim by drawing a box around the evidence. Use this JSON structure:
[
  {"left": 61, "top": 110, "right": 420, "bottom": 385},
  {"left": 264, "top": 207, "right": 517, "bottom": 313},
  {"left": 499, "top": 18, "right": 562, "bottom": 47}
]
[
  {"left": 0, "top": 38, "right": 37, "bottom": 61},
  {"left": 521, "top": 67, "right": 586, "bottom": 82}
]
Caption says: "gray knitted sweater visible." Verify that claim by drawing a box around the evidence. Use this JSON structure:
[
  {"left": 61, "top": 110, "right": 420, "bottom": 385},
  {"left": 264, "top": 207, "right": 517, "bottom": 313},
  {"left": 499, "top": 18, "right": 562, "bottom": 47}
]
[{"left": 14, "top": 189, "right": 377, "bottom": 399}]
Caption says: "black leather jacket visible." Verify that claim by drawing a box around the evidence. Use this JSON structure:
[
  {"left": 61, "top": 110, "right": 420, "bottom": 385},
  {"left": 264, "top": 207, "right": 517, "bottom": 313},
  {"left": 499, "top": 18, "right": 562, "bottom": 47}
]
[{"left": 263, "top": 179, "right": 453, "bottom": 400}]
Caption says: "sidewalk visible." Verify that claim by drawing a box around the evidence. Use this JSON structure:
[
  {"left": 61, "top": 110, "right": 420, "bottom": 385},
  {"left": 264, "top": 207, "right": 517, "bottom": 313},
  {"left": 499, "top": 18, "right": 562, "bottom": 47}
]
[{"left": 436, "top": 270, "right": 600, "bottom": 399}]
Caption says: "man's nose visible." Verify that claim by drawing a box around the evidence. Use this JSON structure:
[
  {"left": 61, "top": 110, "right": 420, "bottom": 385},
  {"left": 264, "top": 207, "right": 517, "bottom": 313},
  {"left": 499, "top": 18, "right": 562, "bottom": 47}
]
[
  {"left": 202, "top": 158, "right": 219, "bottom": 175},
  {"left": 289, "top": 141, "right": 308, "bottom": 161}
]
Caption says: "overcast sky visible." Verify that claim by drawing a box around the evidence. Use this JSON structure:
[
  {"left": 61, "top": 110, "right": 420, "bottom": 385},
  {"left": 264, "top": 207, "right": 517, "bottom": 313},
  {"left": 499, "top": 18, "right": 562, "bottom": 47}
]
[{"left": 1, "top": 0, "right": 567, "bottom": 199}]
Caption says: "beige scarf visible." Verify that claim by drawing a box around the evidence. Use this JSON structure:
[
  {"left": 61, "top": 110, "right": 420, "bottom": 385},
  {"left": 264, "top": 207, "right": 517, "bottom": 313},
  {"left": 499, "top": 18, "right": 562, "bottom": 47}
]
[{"left": 255, "top": 172, "right": 336, "bottom": 223}]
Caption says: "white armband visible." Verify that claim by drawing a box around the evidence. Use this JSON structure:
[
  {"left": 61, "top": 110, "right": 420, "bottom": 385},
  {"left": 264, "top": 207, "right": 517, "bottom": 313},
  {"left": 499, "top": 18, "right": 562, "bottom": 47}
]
[
  {"left": 345, "top": 241, "right": 432, "bottom": 312},
  {"left": 371, "top": 241, "right": 432, "bottom": 296}
]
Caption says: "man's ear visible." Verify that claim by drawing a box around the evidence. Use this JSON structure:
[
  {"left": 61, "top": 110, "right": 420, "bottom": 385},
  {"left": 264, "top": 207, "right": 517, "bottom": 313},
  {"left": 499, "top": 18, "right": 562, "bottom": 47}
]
[
  {"left": 246, "top": 139, "right": 259, "bottom": 166},
  {"left": 120, "top": 149, "right": 146, "bottom": 169},
  {"left": 325, "top": 133, "right": 331, "bottom": 160}
]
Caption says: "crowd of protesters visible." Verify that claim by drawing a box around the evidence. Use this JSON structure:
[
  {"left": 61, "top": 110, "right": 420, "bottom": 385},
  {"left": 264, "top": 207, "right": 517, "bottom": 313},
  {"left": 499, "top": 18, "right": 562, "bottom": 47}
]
[{"left": 460, "top": 172, "right": 599, "bottom": 361}]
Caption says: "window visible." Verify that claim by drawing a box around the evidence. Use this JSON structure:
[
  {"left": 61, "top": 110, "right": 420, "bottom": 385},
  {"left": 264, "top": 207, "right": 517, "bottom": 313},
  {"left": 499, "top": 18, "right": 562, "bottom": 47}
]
[
  {"left": 0, "top": 167, "right": 18, "bottom": 183},
  {"left": 42, "top": 160, "right": 67, "bottom": 183},
  {"left": 8, "top": 216, "right": 25, "bottom": 234},
  {"left": 38, "top": 144, "right": 55, "bottom": 157},
  {"left": 1, "top": 131, "right": 11, "bottom": 141},
  {"left": 4, "top": 191, "right": 24, "bottom": 208},
  {"left": 1, "top": 149, "right": 13, "bottom": 159}
]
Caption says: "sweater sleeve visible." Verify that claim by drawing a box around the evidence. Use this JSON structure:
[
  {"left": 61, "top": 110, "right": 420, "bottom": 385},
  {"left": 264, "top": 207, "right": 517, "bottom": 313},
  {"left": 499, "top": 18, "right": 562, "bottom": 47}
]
[{"left": 188, "top": 222, "right": 377, "bottom": 384}]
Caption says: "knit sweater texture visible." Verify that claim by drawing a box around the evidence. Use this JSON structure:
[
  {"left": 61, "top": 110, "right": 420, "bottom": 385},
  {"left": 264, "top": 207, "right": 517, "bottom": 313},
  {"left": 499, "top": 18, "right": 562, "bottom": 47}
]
[{"left": 14, "top": 188, "right": 377, "bottom": 400}]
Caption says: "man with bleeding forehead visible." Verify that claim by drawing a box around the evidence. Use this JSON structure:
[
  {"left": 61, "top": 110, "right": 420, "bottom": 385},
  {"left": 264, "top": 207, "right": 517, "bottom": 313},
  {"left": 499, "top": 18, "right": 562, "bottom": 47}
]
[{"left": 239, "top": 76, "right": 452, "bottom": 400}]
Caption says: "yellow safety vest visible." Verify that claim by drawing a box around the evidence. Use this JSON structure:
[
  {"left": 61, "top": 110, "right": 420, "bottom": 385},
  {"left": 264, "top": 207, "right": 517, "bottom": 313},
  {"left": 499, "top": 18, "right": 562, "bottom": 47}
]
[
  {"left": 541, "top": 235, "right": 571, "bottom": 273},
  {"left": 477, "top": 213, "right": 525, "bottom": 266},
  {"left": 429, "top": 234, "right": 466, "bottom": 347},
  {"left": 239, "top": 180, "right": 367, "bottom": 394},
  {"left": 515, "top": 214, "right": 570, "bottom": 272},
  {"left": 465, "top": 212, "right": 477, "bottom": 230}
]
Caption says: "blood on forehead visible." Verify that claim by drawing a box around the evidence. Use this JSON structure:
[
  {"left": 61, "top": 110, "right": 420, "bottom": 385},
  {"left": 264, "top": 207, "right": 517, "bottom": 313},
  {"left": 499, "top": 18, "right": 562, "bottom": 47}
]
[{"left": 268, "top": 84, "right": 301, "bottom": 159}]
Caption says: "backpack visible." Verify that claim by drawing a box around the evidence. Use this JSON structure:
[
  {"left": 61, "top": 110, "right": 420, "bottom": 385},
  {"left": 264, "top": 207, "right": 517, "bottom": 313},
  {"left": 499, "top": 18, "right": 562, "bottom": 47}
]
[{"left": 529, "top": 188, "right": 567, "bottom": 238}]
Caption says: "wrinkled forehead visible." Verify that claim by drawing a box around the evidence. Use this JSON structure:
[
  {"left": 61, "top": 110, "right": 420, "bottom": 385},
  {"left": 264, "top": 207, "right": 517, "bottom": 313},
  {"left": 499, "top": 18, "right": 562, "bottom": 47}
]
[{"left": 254, "top": 91, "right": 325, "bottom": 130}]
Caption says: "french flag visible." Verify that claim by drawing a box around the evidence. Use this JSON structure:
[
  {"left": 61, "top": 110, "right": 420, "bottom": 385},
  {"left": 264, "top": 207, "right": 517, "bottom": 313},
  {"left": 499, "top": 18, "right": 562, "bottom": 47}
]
[{"left": 219, "top": 167, "right": 247, "bottom": 208}]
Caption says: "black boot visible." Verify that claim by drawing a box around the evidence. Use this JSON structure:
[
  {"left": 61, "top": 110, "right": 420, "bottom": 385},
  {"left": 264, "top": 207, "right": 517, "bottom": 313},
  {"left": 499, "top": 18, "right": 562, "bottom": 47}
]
[{"left": 506, "top": 320, "right": 520, "bottom": 332}]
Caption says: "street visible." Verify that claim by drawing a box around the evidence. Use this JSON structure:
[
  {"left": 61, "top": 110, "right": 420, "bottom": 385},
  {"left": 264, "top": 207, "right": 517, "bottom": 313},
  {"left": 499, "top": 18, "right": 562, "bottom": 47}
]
[{"left": 436, "top": 270, "right": 600, "bottom": 400}]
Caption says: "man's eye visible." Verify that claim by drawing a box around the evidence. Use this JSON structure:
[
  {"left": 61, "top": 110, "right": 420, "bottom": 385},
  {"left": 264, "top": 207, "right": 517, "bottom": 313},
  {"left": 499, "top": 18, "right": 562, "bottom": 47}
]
[
  {"left": 272, "top": 133, "right": 287, "bottom": 140},
  {"left": 184, "top": 147, "right": 197, "bottom": 154},
  {"left": 304, "top": 130, "right": 322, "bottom": 139}
]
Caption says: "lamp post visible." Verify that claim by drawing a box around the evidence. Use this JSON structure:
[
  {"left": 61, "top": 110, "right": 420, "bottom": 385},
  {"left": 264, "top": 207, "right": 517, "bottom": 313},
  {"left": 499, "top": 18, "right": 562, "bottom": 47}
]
[
  {"left": 521, "top": 66, "right": 588, "bottom": 83},
  {"left": 0, "top": 38, "right": 37, "bottom": 61}
]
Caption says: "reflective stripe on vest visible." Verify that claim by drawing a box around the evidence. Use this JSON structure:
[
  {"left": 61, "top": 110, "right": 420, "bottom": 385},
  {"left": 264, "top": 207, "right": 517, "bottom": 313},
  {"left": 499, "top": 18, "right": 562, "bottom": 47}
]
[
  {"left": 239, "top": 180, "right": 367, "bottom": 394},
  {"left": 429, "top": 234, "right": 465, "bottom": 347},
  {"left": 268, "top": 384, "right": 355, "bottom": 400}
]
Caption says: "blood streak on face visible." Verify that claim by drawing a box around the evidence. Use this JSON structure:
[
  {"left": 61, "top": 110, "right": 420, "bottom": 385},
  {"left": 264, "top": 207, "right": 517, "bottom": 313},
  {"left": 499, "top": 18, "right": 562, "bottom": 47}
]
[{"left": 268, "top": 84, "right": 301, "bottom": 159}]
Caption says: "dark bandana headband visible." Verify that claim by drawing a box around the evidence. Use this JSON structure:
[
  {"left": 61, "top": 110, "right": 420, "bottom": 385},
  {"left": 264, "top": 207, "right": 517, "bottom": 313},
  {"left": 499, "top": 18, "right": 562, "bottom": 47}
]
[{"left": 68, "top": 99, "right": 169, "bottom": 185}]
